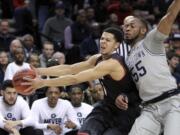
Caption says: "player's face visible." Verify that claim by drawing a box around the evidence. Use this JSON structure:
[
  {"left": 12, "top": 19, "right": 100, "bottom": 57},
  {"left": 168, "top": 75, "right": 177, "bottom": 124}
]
[
  {"left": 122, "top": 17, "right": 142, "bottom": 44},
  {"left": 3, "top": 87, "right": 17, "bottom": 105},
  {"left": 70, "top": 88, "right": 83, "bottom": 107},
  {"left": 46, "top": 87, "right": 60, "bottom": 108},
  {"left": 100, "top": 32, "right": 119, "bottom": 56}
]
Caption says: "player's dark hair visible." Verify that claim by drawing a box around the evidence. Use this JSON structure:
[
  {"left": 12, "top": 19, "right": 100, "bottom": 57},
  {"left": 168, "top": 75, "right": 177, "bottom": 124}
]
[
  {"left": 103, "top": 27, "right": 124, "bottom": 43},
  {"left": 1, "top": 80, "right": 14, "bottom": 91}
]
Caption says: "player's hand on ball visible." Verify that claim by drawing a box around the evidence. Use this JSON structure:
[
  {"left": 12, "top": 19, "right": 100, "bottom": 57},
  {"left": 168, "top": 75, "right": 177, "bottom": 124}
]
[{"left": 22, "top": 75, "right": 45, "bottom": 93}]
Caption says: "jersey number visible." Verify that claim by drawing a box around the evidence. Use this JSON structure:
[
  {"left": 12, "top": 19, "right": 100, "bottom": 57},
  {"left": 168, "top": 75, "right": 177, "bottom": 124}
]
[{"left": 130, "top": 60, "right": 147, "bottom": 82}]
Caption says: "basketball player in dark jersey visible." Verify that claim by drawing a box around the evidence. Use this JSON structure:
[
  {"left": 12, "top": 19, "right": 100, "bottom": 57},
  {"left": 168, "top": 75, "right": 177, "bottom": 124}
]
[{"left": 23, "top": 27, "right": 141, "bottom": 135}]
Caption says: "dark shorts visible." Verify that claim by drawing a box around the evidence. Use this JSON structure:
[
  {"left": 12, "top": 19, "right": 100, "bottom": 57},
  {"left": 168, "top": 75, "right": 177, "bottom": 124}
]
[{"left": 78, "top": 101, "right": 140, "bottom": 135}]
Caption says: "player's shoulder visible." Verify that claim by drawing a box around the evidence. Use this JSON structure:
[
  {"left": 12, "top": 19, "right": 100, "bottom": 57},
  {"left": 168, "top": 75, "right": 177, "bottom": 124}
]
[{"left": 32, "top": 97, "right": 47, "bottom": 106}]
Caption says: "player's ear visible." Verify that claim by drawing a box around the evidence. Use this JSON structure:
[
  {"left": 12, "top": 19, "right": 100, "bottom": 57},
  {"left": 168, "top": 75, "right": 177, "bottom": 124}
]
[
  {"left": 141, "top": 27, "right": 147, "bottom": 35},
  {"left": 115, "top": 42, "right": 120, "bottom": 50}
]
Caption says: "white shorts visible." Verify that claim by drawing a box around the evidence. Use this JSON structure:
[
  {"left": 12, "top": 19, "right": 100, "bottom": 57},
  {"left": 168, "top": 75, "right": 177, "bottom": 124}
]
[{"left": 129, "top": 94, "right": 180, "bottom": 135}]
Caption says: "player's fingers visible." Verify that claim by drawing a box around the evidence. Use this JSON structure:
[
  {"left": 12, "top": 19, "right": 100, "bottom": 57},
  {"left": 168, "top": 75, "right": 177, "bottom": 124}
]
[
  {"left": 24, "top": 86, "right": 34, "bottom": 93},
  {"left": 21, "top": 82, "right": 32, "bottom": 86},
  {"left": 23, "top": 77, "right": 33, "bottom": 82}
]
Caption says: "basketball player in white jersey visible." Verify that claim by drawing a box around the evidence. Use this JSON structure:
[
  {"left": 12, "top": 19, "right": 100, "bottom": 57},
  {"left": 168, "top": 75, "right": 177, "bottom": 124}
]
[{"left": 122, "top": 0, "right": 180, "bottom": 134}]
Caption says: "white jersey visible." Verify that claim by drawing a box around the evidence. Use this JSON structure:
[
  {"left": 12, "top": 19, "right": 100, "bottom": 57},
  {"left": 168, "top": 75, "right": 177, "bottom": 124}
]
[
  {"left": 0, "top": 96, "right": 30, "bottom": 129},
  {"left": 73, "top": 102, "right": 93, "bottom": 126},
  {"left": 126, "top": 28, "right": 177, "bottom": 101},
  {"left": 31, "top": 97, "right": 80, "bottom": 135},
  {"left": 4, "top": 62, "right": 30, "bottom": 80}
]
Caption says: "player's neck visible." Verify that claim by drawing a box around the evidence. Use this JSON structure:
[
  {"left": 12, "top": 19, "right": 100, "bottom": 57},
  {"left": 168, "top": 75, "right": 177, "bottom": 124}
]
[{"left": 102, "top": 52, "right": 115, "bottom": 60}]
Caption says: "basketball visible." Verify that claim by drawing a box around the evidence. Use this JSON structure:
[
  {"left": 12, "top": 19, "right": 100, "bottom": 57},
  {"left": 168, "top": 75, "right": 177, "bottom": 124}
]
[{"left": 12, "top": 69, "right": 36, "bottom": 95}]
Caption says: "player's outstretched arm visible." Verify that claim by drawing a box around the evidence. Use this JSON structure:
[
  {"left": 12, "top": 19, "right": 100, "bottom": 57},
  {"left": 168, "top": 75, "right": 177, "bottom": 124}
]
[
  {"left": 23, "top": 58, "right": 125, "bottom": 91},
  {"left": 157, "top": 0, "right": 180, "bottom": 35},
  {"left": 36, "top": 55, "right": 98, "bottom": 76}
]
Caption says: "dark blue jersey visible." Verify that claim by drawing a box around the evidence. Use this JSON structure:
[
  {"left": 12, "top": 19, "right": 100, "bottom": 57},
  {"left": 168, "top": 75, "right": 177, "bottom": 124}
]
[{"left": 96, "top": 53, "right": 141, "bottom": 109}]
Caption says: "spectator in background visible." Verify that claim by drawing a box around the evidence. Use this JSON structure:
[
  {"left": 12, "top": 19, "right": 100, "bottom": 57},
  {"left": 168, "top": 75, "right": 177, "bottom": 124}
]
[
  {"left": 85, "top": 7, "right": 96, "bottom": 26},
  {"left": 167, "top": 52, "right": 180, "bottom": 87},
  {"left": 0, "top": 51, "right": 9, "bottom": 84},
  {"left": 132, "top": 0, "right": 155, "bottom": 25},
  {"left": 64, "top": 9, "right": 90, "bottom": 64},
  {"left": 0, "top": 20, "right": 15, "bottom": 52},
  {"left": 42, "top": 1, "right": 72, "bottom": 52},
  {"left": 80, "top": 22, "right": 101, "bottom": 60},
  {"left": 28, "top": 52, "right": 40, "bottom": 68},
  {"left": 22, "top": 34, "right": 38, "bottom": 58},
  {"left": 30, "top": 86, "right": 80, "bottom": 135},
  {"left": 4, "top": 47, "right": 30, "bottom": 81},
  {"left": 169, "top": 32, "right": 180, "bottom": 56},
  {"left": 39, "top": 41, "right": 54, "bottom": 67},
  {"left": 52, "top": 52, "right": 66, "bottom": 65},
  {"left": 68, "top": 85, "right": 93, "bottom": 127},
  {"left": 107, "top": 0, "right": 132, "bottom": 25},
  {"left": 8, "top": 39, "right": 23, "bottom": 62},
  {"left": 89, "top": 80, "right": 104, "bottom": 105},
  {"left": 0, "top": 80, "right": 39, "bottom": 135},
  {"left": 13, "top": 0, "right": 34, "bottom": 36},
  {"left": 101, "top": 13, "right": 120, "bottom": 29},
  {"left": 34, "top": 0, "right": 55, "bottom": 32}
]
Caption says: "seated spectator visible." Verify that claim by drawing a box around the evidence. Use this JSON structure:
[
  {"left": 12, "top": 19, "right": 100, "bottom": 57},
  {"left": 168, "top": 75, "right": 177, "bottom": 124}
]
[
  {"left": 0, "top": 51, "right": 9, "bottom": 84},
  {"left": 167, "top": 52, "right": 180, "bottom": 87},
  {"left": 4, "top": 47, "right": 30, "bottom": 81},
  {"left": 22, "top": 34, "right": 38, "bottom": 59},
  {"left": 0, "top": 80, "right": 42, "bottom": 135},
  {"left": 39, "top": 41, "right": 55, "bottom": 67},
  {"left": 28, "top": 52, "right": 40, "bottom": 68},
  {"left": 31, "top": 86, "right": 80, "bottom": 135},
  {"left": 52, "top": 51, "right": 66, "bottom": 65},
  {"left": 89, "top": 80, "right": 104, "bottom": 105},
  {"left": 68, "top": 84, "right": 93, "bottom": 126},
  {"left": 8, "top": 39, "right": 23, "bottom": 62},
  {"left": 0, "top": 19, "right": 15, "bottom": 52}
]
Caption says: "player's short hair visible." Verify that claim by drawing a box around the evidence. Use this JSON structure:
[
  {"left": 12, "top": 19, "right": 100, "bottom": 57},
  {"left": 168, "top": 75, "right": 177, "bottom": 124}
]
[
  {"left": 103, "top": 27, "right": 123, "bottom": 43},
  {"left": 134, "top": 16, "right": 149, "bottom": 33},
  {"left": 1, "top": 80, "right": 14, "bottom": 91}
]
